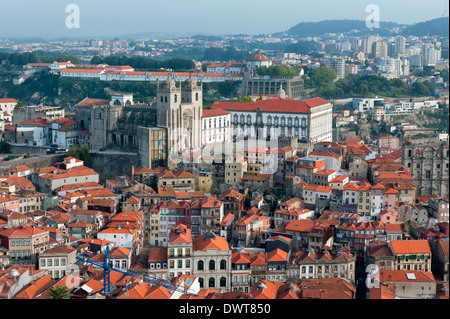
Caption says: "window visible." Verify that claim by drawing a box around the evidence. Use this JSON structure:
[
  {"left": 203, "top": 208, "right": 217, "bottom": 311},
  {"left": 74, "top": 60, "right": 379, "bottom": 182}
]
[
  {"left": 48, "top": 259, "right": 52, "bottom": 266},
  {"left": 209, "top": 260, "right": 215, "bottom": 271},
  {"left": 209, "top": 277, "right": 215, "bottom": 288},
  {"left": 220, "top": 277, "right": 226, "bottom": 287},
  {"left": 220, "top": 260, "right": 226, "bottom": 270},
  {"left": 198, "top": 260, "right": 204, "bottom": 271},
  {"left": 41, "top": 259, "right": 46, "bottom": 267}
]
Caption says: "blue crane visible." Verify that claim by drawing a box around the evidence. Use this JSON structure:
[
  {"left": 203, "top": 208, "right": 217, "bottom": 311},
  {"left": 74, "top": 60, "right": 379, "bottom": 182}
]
[{"left": 76, "top": 244, "right": 198, "bottom": 297}]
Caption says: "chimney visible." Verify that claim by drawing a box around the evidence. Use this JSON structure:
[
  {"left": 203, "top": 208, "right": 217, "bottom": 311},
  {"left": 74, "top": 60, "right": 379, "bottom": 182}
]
[{"left": 131, "top": 166, "right": 135, "bottom": 184}]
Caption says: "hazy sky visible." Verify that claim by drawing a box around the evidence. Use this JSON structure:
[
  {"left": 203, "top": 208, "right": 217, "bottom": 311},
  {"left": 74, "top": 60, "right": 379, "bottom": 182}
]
[{"left": 0, "top": 0, "right": 448, "bottom": 38}]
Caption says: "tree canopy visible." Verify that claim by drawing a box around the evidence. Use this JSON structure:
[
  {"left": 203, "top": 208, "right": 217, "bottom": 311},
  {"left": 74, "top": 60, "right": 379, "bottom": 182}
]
[
  {"left": 67, "top": 144, "right": 92, "bottom": 167},
  {"left": 256, "top": 65, "right": 300, "bottom": 77},
  {"left": 92, "top": 56, "right": 195, "bottom": 71}
]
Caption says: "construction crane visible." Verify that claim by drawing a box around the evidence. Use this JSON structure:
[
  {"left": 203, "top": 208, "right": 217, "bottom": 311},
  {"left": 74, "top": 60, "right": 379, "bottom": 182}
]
[{"left": 76, "top": 244, "right": 198, "bottom": 297}]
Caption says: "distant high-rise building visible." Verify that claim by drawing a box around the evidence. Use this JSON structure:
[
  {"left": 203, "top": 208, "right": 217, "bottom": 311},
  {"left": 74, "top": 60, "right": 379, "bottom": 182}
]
[
  {"left": 442, "top": 47, "right": 449, "bottom": 60},
  {"left": 423, "top": 43, "right": 440, "bottom": 66},
  {"left": 364, "top": 36, "right": 379, "bottom": 56},
  {"left": 410, "top": 54, "right": 424, "bottom": 69},
  {"left": 395, "top": 36, "right": 406, "bottom": 55},
  {"left": 329, "top": 57, "right": 346, "bottom": 80},
  {"left": 388, "top": 42, "right": 397, "bottom": 57},
  {"left": 372, "top": 41, "right": 388, "bottom": 59},
  {"left": 345, "top": 64, "right": 358, "bottom": 77}
]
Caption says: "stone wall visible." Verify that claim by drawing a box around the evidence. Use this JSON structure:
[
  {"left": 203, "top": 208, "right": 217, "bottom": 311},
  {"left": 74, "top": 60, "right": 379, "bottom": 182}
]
[
  {"left": 0, "top": 154, "right": 65, "bottom": 176},
  {"left": 90, "top": 152, "right": 140, "bottom": 183}
]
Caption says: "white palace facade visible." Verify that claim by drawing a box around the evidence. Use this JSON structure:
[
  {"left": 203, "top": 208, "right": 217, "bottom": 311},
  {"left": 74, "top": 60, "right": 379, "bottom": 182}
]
[{"left": 211, "top": 90, "right": 333, "bottom": 143}]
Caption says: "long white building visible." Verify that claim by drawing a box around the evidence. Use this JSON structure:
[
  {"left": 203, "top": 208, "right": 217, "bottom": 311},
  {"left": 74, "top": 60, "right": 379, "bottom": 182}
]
[
  {"left": 60, "top": 68, "right": 243, "bottom": 83},
  {"left": 201, "top": 108, "right": 231, "bottom": 146},
  {"left": 211, "top": 91, "right": 333, "bottom": 143}
]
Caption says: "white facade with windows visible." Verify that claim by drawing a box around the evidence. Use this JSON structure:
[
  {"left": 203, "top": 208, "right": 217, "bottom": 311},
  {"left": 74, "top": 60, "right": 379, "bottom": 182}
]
[
  {"left": 214, "top": 97, "right": 333, "bottom": 143},
  {"left": 202, "top": 109, "right": 231, "bottom": 145}
]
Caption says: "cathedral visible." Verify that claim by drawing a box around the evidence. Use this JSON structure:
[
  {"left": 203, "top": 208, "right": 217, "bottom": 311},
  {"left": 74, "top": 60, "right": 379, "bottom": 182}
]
[
  {"left": 401, "top": 140, "right": 449, "bottom": 198},
  {"left": 75, "top": 76, "right": 203, "bottom": 168}
]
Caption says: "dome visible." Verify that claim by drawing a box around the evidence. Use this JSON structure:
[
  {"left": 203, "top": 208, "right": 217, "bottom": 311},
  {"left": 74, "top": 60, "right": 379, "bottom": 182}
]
[
  {"left": 184, "top": 76, "right": 197, "bottom": 87},
  {"left": 251, "top": 53, "right": 269, "bottom": 61},
  {"left": 163, "top": 77, "right": 175, "bottom": 88},
  {"left": 276, "top": 87, "right": 286, "bottom": 99}
]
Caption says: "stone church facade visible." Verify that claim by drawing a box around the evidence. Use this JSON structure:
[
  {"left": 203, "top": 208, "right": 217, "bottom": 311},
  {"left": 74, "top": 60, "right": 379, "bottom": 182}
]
[
  {"left": 401, "top": 141, "right": 449, "bottom": 198},
  {"left": 156, "top": 77, "right": 203, "bottom": 160},
  {"left": 75, "top": 77, "right": 204, "bottom": 168}
]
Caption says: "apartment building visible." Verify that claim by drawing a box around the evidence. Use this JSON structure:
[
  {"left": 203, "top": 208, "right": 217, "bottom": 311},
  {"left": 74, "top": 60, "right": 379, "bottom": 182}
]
[
  {"left": 38, "top": 245, "right": 77, "bottom": 279},
  {"left": 0, "top": 225, "right": 50, "bottom": 266},
  {"left": 390, "top": 240, "right": 432, "bottom": 272},
  {"left": 167, "top": 224, "right": 193, "bottom": 280}
]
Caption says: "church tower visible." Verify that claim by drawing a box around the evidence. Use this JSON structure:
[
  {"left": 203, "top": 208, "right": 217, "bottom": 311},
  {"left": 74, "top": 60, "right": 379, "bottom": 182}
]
[{"left": 157, "top": 76, "right": 203, "bottom": 161}]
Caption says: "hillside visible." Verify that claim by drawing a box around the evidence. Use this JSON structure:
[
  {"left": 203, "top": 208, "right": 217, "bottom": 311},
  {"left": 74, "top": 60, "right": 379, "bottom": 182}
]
[
  {"left": 285, "top": 17, "right": 448, "bottom": 38},
  {"left": 286, "top": 19, "right": 401, "bottom": 37},
  {"left": 402, "top": 17, "right": 449, "bottom": 37}
]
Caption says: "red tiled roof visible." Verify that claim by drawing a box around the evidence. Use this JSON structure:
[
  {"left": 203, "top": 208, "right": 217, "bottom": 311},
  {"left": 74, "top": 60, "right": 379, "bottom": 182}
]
[
  {"left": 212, "top": 97, "right": 330, "bottom": 114},
  {"left": 390, "top": 240, "right": 431, "bottom": 255},
  {"left": 202, "top": 108, "right": 230, "bottom": 118}
]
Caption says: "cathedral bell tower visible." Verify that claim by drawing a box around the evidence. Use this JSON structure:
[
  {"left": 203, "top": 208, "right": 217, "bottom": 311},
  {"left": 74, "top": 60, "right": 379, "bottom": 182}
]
[{"left": 156, "top": 76, "right": 203, "bottom": 163}]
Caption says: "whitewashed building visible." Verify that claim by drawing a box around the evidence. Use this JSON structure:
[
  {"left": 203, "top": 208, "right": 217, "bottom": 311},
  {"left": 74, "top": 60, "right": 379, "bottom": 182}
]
[
  {"left": 201, "top": 108, "right": 231, "bottom": 145},
  {"left": 211, "top": 94, "right": 333, "bottom": 143}
]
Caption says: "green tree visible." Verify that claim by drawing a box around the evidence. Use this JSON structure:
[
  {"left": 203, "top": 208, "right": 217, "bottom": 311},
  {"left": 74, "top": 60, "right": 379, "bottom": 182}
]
[
  {"left": 47, "top": 286, "right": 71, "bottom": 299},
  {"left": 67, "top": 144, "right": 92, "bottom": 167},
  {"left": 412, "top": 82, "right": 431, "bottom": 95},
  {"left": 91, "top": 55, "right": 102, "bottom": 65},
  {"left": 308, "top": 66, "right": 337, "bottom": 87},
  {"left": 0, "top": 139, "right": 12, "bottom": 154},
  {"left": 237, "top": 96, "right": 253, "bottom": 102}
]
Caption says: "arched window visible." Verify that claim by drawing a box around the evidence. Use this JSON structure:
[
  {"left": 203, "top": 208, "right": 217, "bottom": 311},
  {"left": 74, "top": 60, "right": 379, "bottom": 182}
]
[
  {"left": 165, "top": 96, "right": 167, "bottom": 103},
  {"left": 174, "top": 94, "right": 177, "bottom": 103},
  {"left": 198, "top": 278, "right": 204, "bottom": 288},
  {"left": 161, "top": 96, "right": 163, "bottom": 103},
  {"left": 113, "top": 99, "right": 121, "bottom": 105},
  {"left": 208, "top": 277, "right": 215, "bottom": 288},
  {"left": 195, "top": 92, "right": 199, "bottom": 101},
  {"left": 198, "top": 260, "right": 204, "bottom": 271},
  {"left": 220, "top": 260, "right": 226, "bottom": 270},
  {"left": 408, "top": 149, "right": 412, "bottom": 157},
  {"left": 209, "top": 260, "right": 215, "bottom": 271},
  {"left": 220, "top": 277, "right": 226, "bottom": 287},
  {"left": 125, "top": 99, "right": 131, "bottom": 106}
]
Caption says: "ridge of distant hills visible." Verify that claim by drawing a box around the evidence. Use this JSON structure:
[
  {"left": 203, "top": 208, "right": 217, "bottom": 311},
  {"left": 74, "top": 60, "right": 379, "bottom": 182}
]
[
  {"left": 285, "top": 17, "right": 449, "bottom": 38},
  {"left": 402, "top": 17, "right": 449, "bottom": 37}
]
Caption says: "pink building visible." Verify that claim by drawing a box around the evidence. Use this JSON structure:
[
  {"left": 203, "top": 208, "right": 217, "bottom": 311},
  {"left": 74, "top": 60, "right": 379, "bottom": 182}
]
[{"left": 380, "top": 210, "right": 397, "bottom": 224}]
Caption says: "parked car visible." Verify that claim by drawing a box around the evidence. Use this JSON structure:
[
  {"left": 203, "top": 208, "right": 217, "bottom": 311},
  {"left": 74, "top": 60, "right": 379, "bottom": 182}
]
[{"left": 99, "top": 148, "right": 106, "bottom": 151}]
